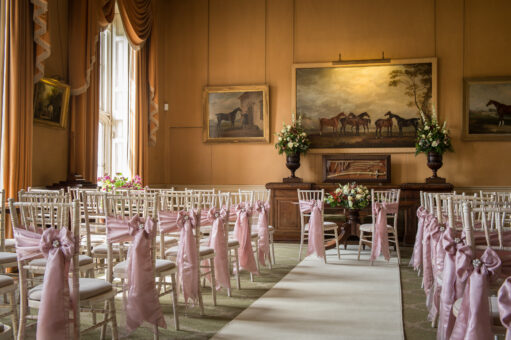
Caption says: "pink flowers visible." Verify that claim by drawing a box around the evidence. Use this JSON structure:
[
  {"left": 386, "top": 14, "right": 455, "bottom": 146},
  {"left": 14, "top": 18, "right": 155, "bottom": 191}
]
[{"left": 97, "top": 173, "right": 143, "bottom": 192}]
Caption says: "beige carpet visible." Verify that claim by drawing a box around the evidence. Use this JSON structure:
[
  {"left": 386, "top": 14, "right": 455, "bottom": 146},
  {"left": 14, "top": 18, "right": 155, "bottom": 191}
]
[{"left": 212, "top": 246, "right": 404, "bottom": 340}]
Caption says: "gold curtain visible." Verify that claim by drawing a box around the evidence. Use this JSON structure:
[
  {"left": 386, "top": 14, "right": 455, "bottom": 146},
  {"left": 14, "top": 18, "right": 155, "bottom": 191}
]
[
  {"left": 31, "top": 0, "right": 50, "bottom": 83},
  {"left": 1, "top": 0, "right": 34, "bottom": 237},
  {"left": 117, "top": 0, "right": 157, "bottom": 184},
  {"left": 68, "top": 0, "right": 114, "bottom": 182}
]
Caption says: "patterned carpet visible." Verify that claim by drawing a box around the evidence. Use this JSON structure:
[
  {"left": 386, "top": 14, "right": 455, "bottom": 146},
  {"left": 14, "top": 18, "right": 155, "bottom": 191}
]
[
  {"left": 399, "top": 247, "right": 436, "bottom": 340},
  {"left": 8, "top": 244, "right": 437, "bottom": 339}
]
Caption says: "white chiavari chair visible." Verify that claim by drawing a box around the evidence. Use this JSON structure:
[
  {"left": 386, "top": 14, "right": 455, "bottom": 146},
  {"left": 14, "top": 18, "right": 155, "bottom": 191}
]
[
  {"left": 358, "top": 189, "right": 401, "bottom": 264},
  {"left": 240, "top": 189, "right": 276, "bottom": 267},
  {"left": 163, "top": 193, "right": 218, "bottom": 311},
  {"left": 298, "top": 189, "right": 340, "bottom": 262},
  {"left": 10, "top": 199, "right": 118, "bottom": 340},
  {"left": 218, "top": 192, "right": 242, "bottom": 290},
  {"left": 105, "top": 193, "right": 180, "bottom": 334}
]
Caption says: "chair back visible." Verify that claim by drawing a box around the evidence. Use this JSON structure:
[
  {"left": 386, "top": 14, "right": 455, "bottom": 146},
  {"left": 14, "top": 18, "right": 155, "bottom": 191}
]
[
  {"left": 370, "top": 189, "right": 400, "bottom": 230},
  {"left": 229, "top": 191, "right": 253, "bottom": 207},
  {"left": 160, "top": 190, "right": 193, "bottom": 212},
  {"left": 297, "top": 189, "right": 325, "bottom": 235}
]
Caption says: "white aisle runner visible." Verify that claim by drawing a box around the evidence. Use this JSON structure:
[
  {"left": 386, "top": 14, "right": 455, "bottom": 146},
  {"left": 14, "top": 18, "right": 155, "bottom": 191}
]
[{"left": 212, "top": 247, "right": 405, "bottom": 340}]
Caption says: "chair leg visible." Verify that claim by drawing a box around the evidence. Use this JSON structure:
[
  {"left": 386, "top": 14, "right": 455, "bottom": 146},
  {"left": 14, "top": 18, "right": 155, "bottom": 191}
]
[
  {"left": 357, "top": 231, "right": 364, "bottom": 261},
  {"left": 170, "top": 273, "right": 180, "bottom": 330},
  {"left": 254, "top": 239, "right": 260, "bottom": 273},
  {"left": 198, "top": 285, "right": 205, "bottom": 316},
  {"left": 270, "top": 233, "right": 276, "bottom": 264},
  {"left": 110, "top": 297, "right": 119, "bottom": 340},
  {"left": 209, "top": 258, "right": 217, "bottom": 306},
  {"left": 393, "top": 230, "right": 401, "bottom": 264},
  {"left": 100, "top": 300, "right": 109, "bottom": 340},
  {"left": 9, "top": 291, "right": 17, "bottom": 339},
  {"left": 153, "top": 324, "right": 159, "bottom": 340},
  {"left": 334, "top": 229, "right": 340, "bottom": 260}
]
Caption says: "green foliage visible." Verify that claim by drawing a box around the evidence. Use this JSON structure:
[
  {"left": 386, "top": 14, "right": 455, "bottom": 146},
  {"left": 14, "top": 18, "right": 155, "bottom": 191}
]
[
  {"left": 415, "top": 107, "right": 453, "bottom": 155},
  {"left": 324, "top": 182, "right": 371, "bottom": 210},
  {"left": 274, "top": 116, "right": 311, "bottom": 156}
]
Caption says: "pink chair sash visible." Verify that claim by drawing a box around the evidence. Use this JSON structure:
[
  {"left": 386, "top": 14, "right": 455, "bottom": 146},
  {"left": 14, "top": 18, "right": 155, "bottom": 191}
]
[
  {"left": 422, "top": 215, "right": 439, "bottom": 297},
  {"left": 106, "top": 215, "right": 166, "bottom": 331},
  {"left": 498, "top": 277, "right": 511, "bottom": 340},
  {"left": 299, "top": 200, "right": 325, "bottom": 259},
  {"left": 428, "top": 224, "right": 448, "bottom": 322},
  {"left": 254, "top": 200, "right": 270, "bottom": 266},
  {"left": 437, "top": 229, "right": 465, "bottom": 340},
  {"left": 158, "top": 210, "right": 200, "bottom": 306},
  {"left": 234, "top": 203, "right": 258, "bottom": 274},
  {"left": 370, "top": 202, "right": 399, "bottom": 262},
  {"left": 207, "top": 208, "right": 230, "bottom": 290},
  {"left": 411, "top": 207, "right": 429, "bottom": 270},
  {"left": 14, "top": 227, "right": 77, "bottom": 340},
  {"left": 451, "top": 248, "right": 502, "bottom": 340}
]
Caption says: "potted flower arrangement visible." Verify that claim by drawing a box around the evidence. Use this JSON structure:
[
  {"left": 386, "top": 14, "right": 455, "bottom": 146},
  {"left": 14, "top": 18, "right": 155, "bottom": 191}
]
[
  {"left": 97, "top": 173, "right": 143, "bottom": 192},
  {"left": 325, "top": 182, "right": 371, "bottom": 210},
  {"left": 275, "top": 116, "right": 311, "bottom": 182},
  {"left": 415, "top": 107, "right": 453, "bottom": 183}
]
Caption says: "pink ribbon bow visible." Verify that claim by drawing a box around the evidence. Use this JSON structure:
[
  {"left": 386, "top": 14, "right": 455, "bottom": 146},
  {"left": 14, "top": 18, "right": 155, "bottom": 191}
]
[
  {"left": 106, "top": 215, "right": 166, "bottom": 332},
  {"left": 234, "top": 203, "right": 258, "bottom": 274},
  {"left": 207, "top": 208, "right": 230, "bottom": 290},
  {"left": 437, "top": 229, "right": 465, "bottom": 340},
  {"left": 451, "top": 248, "right": 502, "bottom": 340},
  {"left": 14, "top": 227, "right": 77, "bottom": 340},
  {"left": 254, "top": 200, "right": 271, "bottom": 266},
  {"left": 411, "top": 207, "right": 429, "bottom": 270},
  {"left": 175, "top": 210, "right": 200, "bottom": 305},
  {"left": 370, "top": 202, "right": 399, "bottom": 262},
  {"left": 299, "top": 200, "right": 325, "bottom": 259},
  {"left": 498, "top": 277, "right": 511, "bottom": 340}
]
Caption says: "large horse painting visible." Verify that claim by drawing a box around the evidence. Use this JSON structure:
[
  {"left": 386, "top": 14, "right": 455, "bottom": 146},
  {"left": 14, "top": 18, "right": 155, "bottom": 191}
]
[
  {"left": 203, "top": 85, "right": 269, "bottom": 143},
  {"left": 293, "top": 58, "right": 436, "bottom": 149},
  {"left": 464, "top": 78, "right": 511, "bottom": 140}
]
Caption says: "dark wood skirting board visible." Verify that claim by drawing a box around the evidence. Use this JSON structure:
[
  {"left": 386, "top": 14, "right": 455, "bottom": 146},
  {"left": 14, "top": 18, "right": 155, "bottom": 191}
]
[{"left": 266, "top": 181, "right": 453, "bottom": 245}]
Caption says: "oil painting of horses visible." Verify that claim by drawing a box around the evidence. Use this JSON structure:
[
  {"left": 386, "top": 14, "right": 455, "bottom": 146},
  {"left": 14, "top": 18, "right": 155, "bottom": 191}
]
[
  {"left": 463, "top": 78, "right": 511, "bottom": 140},
  {"left": 292, "top": 58, "right": 436, "bottom": 149},
  {"left": 203, "top": 85, "right": 269, "bottom": 143}
]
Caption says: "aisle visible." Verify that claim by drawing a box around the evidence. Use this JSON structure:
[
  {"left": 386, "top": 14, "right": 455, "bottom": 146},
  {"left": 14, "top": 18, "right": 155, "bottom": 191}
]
[{"left": 212, "top": 246, "right": 405, "bottom": 340}]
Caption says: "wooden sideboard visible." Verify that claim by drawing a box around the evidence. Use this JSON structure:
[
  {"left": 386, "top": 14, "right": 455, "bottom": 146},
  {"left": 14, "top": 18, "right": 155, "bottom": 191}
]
[{"left": 266, "top": 181, "right": 453, "bottom": 245}]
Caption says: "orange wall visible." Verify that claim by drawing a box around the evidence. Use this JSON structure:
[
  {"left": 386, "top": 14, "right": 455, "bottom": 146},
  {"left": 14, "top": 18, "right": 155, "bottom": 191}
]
[
  {"left": 32, "top": 0, "right": 69, "bottom": 186},
  {"left": 150, "top": 0, "right": 511, "bottom": 186}
]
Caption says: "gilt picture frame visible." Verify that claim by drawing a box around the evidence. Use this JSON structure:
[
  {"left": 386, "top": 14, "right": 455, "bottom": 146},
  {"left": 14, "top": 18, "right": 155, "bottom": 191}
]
[
  {"left": 322, "top": 154, "right": 391, "bottom": 183},
  {"left": 33, "top": 77, "right": 70, "bottom": 129},
  {"left": 292, "top": 58, "right": 437, "bottom": 152},
  {"left": 463, "top": 77, "right": 511, "bottom": 141},
  {"left": 203, "top": 85, "right": 270, "bottom": 143}
]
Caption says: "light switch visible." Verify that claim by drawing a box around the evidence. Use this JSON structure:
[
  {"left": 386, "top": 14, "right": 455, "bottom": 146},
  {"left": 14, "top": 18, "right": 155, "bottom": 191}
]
[{"left": 164, "top": 103, "right": 169, "bottom": 111}]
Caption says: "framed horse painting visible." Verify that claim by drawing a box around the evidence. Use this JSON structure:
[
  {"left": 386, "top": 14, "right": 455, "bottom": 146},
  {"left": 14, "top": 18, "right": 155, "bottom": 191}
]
[
  {"left": 292, "top": 58, "right": 437, "bottom": 150},
  {"left": 203, "top": 85, "right": 270, "bottom": 143},
  {"left": 463, "top": 77, "right": 511, "bottom": 141}
]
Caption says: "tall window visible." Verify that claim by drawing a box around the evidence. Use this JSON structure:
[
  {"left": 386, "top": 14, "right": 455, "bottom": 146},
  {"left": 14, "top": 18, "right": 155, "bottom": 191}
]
[{"left": 98, "top": 15, "right": 131, "bottom": 177}]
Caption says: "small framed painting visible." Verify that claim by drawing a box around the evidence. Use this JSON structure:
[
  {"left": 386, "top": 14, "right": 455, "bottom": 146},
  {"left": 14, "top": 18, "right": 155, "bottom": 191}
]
[
  {"left": 203, "top": 85, "right": 270, "bottom": 143},
  {"left": 463, "top": 77, "right": 511, "bottom": 140},
  {"left": 33, "top": 78, "right": 70, "bottom": 128},
  {"left": 322, "top": 154, "right": 391, "bottom": 183}
]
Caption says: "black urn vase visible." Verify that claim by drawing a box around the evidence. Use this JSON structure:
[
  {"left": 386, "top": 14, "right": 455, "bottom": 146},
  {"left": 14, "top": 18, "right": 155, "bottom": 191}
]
[
  {"left": 284, "top": 153, "right": 303, "bottom": 183},
  {"left": 426, "top": 151, "right": 446, "bottom": 183}
]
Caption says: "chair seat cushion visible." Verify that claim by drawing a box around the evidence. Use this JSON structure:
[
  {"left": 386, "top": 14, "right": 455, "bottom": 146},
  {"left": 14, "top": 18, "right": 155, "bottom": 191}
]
[
  {"left": 156, "top": 235, "right": 178, "bottom": 246},
  {"left": 305, "top": 221, "right": 337, "bottom": 231},
  {"left": 29, "top": 255, "right": 93, "bottom": 267},
  {"left": 113, "top": 259, "right": 176, "bottom": 276},
  {"left": 453, "top": 296, "right": 500, "bottom": 324},
  {"left": 0, "top": 275, "right": 14, "bottom": 288},
  {"left": 29, "top": 278, "right": 112, "bottom": 301},
  {"left": 0, "top": 252, "right": 17, "bottom": 264},
  {"left": 4, "top": 239, "right": 15, "bottom": 249},
  {"left": 359, "top": 223, "right": 394, "bottom": 233},
  {"left": 165, "top": 245, "right": 214, "bottom": 257},
  {"left": 92, "top": 244, "right": 121, "bottom": 255}
]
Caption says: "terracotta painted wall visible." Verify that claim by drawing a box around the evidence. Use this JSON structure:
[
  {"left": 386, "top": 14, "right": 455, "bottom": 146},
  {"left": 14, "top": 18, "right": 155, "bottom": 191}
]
[
  {"left": 150, "top": 0, "right": 511, "bottom": 187},
  {"left": 32, "top": 0, "right": 69, "bottom": 186}
]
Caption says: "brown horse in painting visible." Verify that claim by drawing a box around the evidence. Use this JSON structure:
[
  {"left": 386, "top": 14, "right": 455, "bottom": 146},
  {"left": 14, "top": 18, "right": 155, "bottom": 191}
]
[
  {"left": 319, "top": 112, "right": 346, "bottom": 135},
  {"left": 487, "top": 100, "right": 511, "bottom": 127},
  {"left": 375, "top": 116, "right": 393, "bottom": 138},
  {"left": 340, "top": 112, "right": 370, "bottom": 135}
]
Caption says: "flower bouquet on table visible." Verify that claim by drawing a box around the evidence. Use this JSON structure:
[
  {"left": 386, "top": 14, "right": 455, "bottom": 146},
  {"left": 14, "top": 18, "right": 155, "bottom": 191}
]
[
  {"left": 325, "top": 182, "right": 371, "bottom": 210},
  {"left": 97, "top": 173, "right": 143, "bottom": 192}
]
